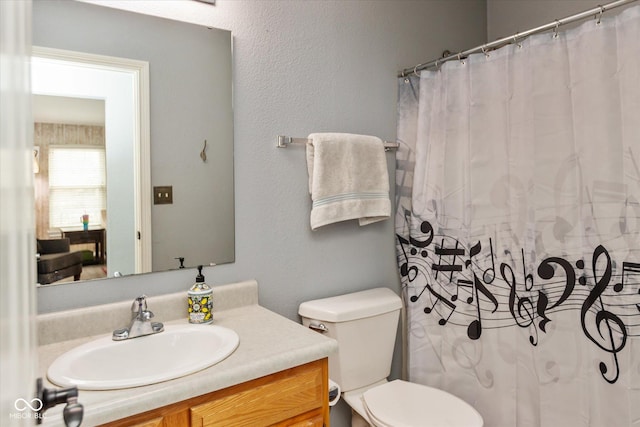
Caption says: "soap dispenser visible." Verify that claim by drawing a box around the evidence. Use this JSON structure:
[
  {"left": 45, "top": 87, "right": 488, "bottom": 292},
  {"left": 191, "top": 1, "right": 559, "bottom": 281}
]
[{"left": 188, "top": 265, "right": 213, "bottom": 324}]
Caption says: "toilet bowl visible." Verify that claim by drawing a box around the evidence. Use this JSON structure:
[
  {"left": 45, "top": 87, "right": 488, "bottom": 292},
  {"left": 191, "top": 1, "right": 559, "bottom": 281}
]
[{"left": 299, "top": 287, "right": 483, "bottom": 427}]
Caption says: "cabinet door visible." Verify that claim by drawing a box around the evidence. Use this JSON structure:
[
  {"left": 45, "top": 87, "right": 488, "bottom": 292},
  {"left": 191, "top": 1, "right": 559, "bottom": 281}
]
[
  {"left": 191, "top": 362, "right": 325, "bottom": 427},
  {"left": 128, "top": 418, "right": 163, "bottom": 427},
  {"left": 276, "top": 413, "right": 324, "bottom": 427}
]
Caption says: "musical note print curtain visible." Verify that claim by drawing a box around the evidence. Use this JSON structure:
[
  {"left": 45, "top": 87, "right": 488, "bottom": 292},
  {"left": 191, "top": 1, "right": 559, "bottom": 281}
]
[{"left": 395, "top": 6, "right": 640, "bottom": 427}]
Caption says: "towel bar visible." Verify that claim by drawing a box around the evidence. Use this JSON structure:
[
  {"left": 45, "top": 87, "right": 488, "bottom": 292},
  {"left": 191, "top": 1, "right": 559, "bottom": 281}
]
[{"left": 277, "top": 135, "right": 399, "bottom": 150}]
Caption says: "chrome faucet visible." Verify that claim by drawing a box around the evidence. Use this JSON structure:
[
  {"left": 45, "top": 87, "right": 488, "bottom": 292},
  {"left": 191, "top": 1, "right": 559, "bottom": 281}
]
[{"left": 112, "top": 295, "right": 164, "bottom": 341}]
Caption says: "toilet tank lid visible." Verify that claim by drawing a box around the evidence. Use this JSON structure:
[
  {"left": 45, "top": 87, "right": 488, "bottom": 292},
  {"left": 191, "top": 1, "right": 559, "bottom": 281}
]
[{"left": 298, "top": 288, "right": 402, "bottom": 322}]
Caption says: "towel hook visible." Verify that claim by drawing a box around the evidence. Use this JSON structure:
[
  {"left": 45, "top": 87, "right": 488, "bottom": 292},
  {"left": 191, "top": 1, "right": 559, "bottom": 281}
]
[{"left": 200, "top": 140, "right": 207, "bottom": 162}]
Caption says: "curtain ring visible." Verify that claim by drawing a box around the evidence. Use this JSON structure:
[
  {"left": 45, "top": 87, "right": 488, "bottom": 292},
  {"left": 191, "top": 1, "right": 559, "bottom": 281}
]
[
  {"left": 481, "top": 45, "right": 490, "bottom": 58},
  {"left": 200, "top": 140, "right": 207, "bottom": 162},
  {"left": 513, "top": 33, "right": 522, "bottom": 49},
  {"left": 458, "top": 52, "right": 464, "bottom": 65},
  {"left": 553, "top": 20, "right": 560, "bottom": 38},
  {"left": 413, "top": 65, "right": 420, "bottom": 77},
  {"left": 596, "top": 5, "right": 604, "bottom": 25}
]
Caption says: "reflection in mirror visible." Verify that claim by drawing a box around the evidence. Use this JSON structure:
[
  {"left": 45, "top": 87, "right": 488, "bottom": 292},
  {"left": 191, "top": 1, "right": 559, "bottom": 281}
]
[
  {"left": 34, "top": 95, "right": 109, "bottom": 283},
  {"left": 32, "top": 0, "right": 234, "bottom": 287},
  {"left": 33, "top": 48, "right": 150, "bottom": 283}
]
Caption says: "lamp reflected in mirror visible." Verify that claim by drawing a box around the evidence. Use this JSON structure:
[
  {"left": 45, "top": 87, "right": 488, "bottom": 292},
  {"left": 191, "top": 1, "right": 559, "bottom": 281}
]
[{"left": 33, "top": 146, "right": 40, "bottom": 174}]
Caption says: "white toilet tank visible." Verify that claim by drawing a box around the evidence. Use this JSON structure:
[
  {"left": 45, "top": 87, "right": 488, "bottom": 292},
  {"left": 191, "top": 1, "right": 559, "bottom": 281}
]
[{"left": 298, "top": 288, "right": 402, "bottom": 393}]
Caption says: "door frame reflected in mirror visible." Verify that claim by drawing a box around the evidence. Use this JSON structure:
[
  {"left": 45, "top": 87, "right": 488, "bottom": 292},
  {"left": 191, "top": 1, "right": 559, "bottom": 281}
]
[{"left": 32, "top": 46, "right": 152, "bottom": 280}]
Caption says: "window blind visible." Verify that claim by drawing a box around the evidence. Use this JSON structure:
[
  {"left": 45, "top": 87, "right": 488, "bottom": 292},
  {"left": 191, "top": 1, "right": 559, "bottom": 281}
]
[{"left": 48, "top": 146, "right": 106, "bottom": 229}]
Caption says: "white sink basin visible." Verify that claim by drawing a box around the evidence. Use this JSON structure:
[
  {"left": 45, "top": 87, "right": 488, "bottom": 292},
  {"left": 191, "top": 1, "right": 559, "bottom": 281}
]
[{"left": 47, "top": 324, "right": 239, "bottom": 390}]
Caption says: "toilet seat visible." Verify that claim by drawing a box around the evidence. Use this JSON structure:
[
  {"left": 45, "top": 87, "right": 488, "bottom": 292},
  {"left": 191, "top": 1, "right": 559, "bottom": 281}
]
[{"left": 362, "top": 380, "right": 483, "bottom": 427}]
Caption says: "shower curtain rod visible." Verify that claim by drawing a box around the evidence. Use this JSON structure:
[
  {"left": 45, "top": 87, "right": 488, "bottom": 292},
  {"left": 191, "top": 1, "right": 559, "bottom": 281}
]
[{"left": 399, "top": 0, "right": 637, "bottom": 77}]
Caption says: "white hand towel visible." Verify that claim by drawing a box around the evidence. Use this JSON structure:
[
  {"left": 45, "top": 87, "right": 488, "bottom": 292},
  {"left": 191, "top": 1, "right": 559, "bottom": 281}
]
[{"left": 306, "top": 133, "right": 391, "bottom": 230}]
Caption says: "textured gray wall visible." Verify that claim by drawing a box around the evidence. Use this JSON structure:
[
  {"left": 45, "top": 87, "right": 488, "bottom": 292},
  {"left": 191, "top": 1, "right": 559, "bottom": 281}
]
[
  {"left": 37, "top": 0, "right": 487, "bottom": 318},
  {"left": 487, "top": 0, "right": 627, "bottom": 41},
  {"left": 36, "top": 1, "right": 487, "bottom": 425}
]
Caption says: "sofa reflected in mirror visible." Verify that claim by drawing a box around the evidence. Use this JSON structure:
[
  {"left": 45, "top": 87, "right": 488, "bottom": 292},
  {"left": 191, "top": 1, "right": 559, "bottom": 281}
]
[
  {"left": 37, "top": 236, "right": 109, "bottom": 285},
  {"left": 37, "top": 238, "right": 83, "bottom": 285}
]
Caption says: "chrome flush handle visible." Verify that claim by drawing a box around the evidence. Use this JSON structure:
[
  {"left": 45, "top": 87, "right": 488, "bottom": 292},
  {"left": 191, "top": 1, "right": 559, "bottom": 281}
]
[{"left": 308, "top": 322, "right": 329, "bottom": 333}]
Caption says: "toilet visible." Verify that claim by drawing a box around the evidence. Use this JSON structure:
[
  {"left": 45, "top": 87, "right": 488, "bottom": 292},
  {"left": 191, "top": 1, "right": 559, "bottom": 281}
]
[{"left": 299, "top": 287, "right": 483, "bottom": 427}]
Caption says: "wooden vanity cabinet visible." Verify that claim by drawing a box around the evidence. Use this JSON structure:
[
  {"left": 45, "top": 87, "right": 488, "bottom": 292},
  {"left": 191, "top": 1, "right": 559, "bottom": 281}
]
[{"left": 100, "top": 359, "right": 329, "bottom": 427}]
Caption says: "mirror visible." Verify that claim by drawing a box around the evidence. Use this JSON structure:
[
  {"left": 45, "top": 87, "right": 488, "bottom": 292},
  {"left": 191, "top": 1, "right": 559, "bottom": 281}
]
[{"left": 32, "top": 0, "right": 234, "bottom": 285}]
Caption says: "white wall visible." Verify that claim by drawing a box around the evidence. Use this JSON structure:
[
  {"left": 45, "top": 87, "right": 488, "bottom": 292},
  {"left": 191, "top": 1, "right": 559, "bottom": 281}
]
[{"left": 36, "top": 1, "right": 487, "bottom": 424}]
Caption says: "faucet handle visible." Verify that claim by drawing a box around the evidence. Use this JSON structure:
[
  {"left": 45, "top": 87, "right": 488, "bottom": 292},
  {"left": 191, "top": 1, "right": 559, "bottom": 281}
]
[
  {"left": 114, "top": 295, "right": 162, "bottom": 340},
  {"left": 131, "top": 295, "right": 148, "bottom": 315}
]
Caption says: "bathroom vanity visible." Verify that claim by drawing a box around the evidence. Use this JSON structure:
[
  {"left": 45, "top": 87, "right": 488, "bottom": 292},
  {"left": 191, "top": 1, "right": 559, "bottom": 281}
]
[
  {"left": 102, "top": 360, "right": 326, "bottom": 426},
  {"left": 36, "top": 280, "right": 337, "bottom": 426}
]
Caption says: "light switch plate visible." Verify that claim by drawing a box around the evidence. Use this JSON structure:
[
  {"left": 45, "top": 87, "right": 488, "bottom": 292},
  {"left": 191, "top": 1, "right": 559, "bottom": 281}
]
[{"left": 154, "top": 186, "right": 173, "bottom": 204}]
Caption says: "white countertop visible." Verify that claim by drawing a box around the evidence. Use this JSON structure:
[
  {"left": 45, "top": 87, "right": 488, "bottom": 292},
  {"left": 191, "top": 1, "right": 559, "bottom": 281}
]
[{"left": 37, "top": 281, "right": 337, "bottom": 426}]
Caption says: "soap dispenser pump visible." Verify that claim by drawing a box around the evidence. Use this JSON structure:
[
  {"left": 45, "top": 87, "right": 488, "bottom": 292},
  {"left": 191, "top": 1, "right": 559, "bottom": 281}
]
[{"left": 188, "top": 265, "right": 213, "bottom": 324}]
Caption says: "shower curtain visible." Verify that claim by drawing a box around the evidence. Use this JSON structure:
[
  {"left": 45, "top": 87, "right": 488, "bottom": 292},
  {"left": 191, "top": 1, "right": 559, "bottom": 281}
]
[
  {"left": 395, "top": 6, "right": 640, "bottom": 426},
  {"left": 0, "top": 0, "right": 37, "bottom": 422}
]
